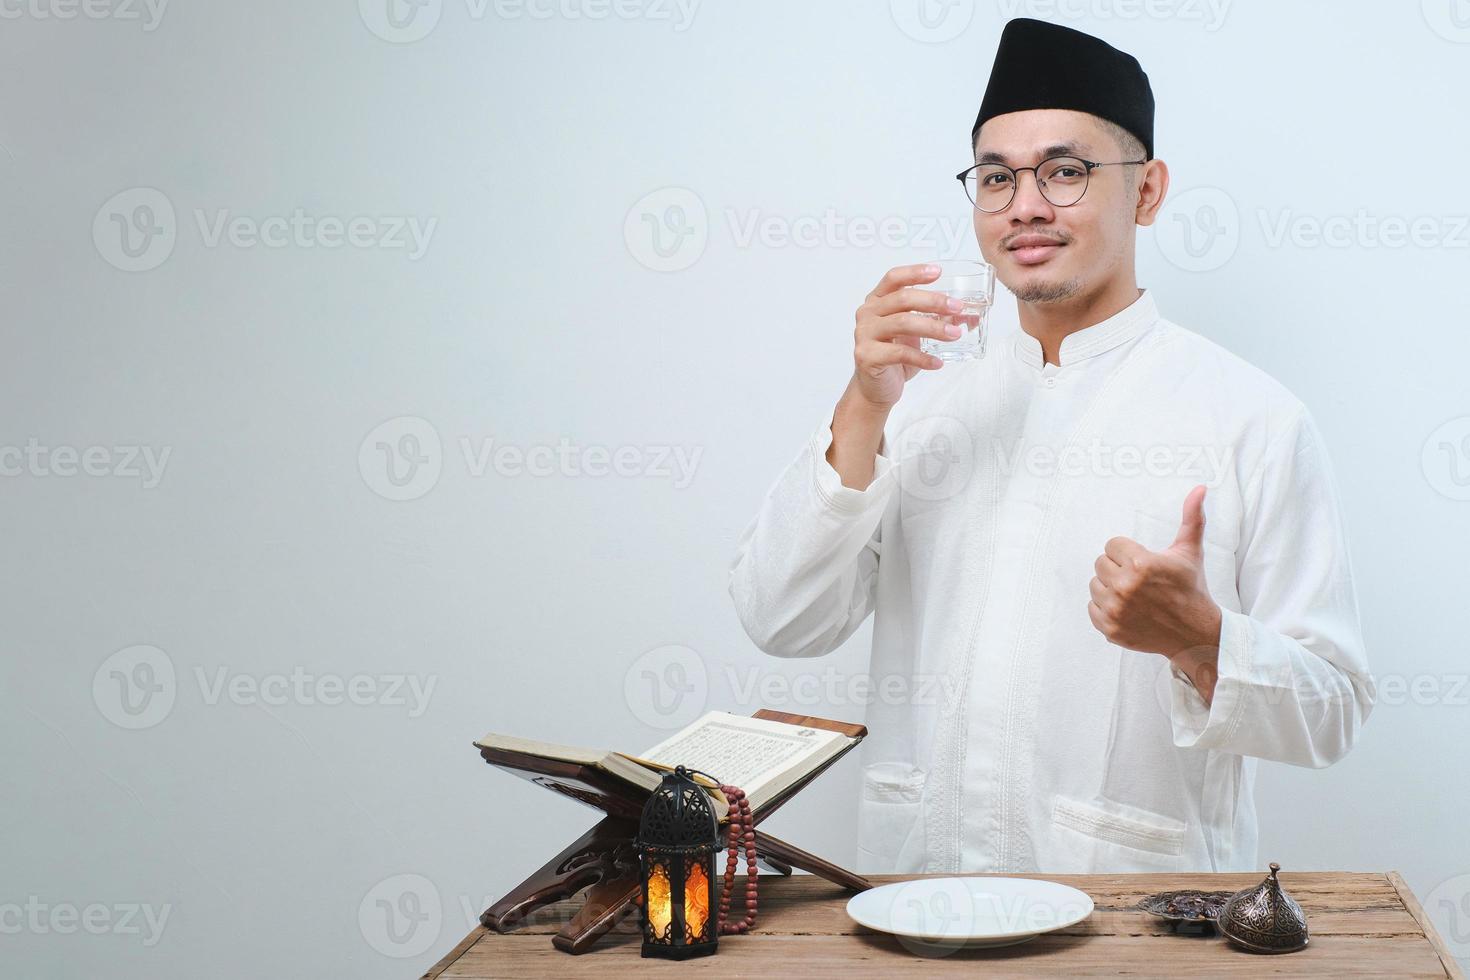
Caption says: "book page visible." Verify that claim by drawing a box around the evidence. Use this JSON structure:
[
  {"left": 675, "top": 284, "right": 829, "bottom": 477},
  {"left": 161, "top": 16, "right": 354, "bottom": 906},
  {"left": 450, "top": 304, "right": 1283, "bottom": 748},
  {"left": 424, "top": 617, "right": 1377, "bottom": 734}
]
[{"left": 636, "top": 711, "right": 844, "bottom": 794}]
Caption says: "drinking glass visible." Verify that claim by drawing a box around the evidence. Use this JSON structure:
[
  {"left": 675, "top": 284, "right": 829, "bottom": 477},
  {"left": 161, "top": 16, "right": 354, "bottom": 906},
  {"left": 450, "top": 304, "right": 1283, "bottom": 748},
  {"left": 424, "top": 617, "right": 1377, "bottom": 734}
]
[{"left": 917, "top": 260, "right": 995, "bottom": 362}]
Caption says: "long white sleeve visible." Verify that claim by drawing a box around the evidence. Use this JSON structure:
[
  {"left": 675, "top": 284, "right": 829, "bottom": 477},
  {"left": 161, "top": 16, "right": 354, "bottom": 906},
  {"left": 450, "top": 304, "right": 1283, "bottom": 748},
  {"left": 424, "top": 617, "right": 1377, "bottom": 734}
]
[
  {"left": 728, "top": 413, "right": 898, "bottom": 659},
  {"left": 1168, "top": 406, "right": 1376, "bottom": 767}
]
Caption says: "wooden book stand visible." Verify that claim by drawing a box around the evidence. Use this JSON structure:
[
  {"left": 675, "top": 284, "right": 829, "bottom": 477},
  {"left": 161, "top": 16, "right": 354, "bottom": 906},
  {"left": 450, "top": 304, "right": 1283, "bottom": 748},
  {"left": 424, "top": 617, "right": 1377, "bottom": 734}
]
[{"left": 477, "top": 709, "right": 874, "bottom": 954}]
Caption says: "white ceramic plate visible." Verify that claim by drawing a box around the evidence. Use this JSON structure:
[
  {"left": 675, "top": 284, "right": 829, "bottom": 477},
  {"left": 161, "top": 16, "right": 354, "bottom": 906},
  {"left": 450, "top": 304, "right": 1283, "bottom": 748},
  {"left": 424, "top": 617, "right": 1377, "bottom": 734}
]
[{"left": 845, "top": 876, "right": 1094, "bottom": 950}]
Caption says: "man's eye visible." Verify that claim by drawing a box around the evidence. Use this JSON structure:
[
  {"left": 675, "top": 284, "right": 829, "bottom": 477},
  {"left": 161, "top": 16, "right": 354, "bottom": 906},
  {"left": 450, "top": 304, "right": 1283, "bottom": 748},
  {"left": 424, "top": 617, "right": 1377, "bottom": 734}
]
[{"left": 981, "top": 173, "right": 1012, "bottom": 186}]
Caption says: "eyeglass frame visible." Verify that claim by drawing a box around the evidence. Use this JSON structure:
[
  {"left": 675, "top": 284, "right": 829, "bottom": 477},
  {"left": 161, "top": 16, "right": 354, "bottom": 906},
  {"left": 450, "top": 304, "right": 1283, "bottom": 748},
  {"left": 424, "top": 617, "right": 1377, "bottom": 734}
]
[{"left": 955, "top": 155, "right": 1148, "bottom": 212}]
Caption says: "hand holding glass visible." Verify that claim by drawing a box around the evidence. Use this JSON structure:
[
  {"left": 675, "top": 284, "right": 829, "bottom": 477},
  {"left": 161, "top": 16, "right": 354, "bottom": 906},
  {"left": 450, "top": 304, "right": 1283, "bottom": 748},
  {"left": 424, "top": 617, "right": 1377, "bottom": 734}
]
[{"left": 917, "top": 261, "right": 995, "bottom": 362}]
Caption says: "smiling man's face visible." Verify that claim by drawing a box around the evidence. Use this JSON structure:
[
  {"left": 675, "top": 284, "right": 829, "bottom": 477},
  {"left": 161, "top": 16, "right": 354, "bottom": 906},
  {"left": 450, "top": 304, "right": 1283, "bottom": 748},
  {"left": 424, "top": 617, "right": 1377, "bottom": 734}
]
[{"left": 972, "top": 109, "right": 1152, "bottom": 305}]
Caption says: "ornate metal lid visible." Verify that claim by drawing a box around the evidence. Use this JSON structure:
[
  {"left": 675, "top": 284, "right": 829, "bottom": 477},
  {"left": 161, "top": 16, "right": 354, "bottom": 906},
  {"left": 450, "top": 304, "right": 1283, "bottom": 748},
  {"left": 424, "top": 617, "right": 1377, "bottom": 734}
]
[{"left": 1219, "top": 862, "right": 1310, "bottom": 953}]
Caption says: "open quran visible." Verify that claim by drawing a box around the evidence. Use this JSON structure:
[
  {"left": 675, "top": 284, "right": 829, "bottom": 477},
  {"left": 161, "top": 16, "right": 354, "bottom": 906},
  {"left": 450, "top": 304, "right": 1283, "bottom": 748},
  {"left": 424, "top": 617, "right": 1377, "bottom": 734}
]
[{"left": 475, "top": 709, "right": 863, "bottom": 820}]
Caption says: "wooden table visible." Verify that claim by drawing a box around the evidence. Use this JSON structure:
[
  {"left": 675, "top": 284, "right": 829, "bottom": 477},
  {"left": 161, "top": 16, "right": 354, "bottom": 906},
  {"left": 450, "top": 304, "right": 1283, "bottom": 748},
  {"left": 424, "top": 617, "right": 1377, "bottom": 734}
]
[{"left": 424, "top": 871, "right": 1464, "bottom": 978}]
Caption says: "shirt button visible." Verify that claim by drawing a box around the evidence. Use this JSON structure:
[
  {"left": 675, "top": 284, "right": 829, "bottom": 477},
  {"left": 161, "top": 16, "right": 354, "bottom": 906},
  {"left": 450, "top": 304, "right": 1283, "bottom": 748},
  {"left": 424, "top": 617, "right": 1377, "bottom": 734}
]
[{"left": 1045, "top": 377, "right": 1057, "bottom": 388}]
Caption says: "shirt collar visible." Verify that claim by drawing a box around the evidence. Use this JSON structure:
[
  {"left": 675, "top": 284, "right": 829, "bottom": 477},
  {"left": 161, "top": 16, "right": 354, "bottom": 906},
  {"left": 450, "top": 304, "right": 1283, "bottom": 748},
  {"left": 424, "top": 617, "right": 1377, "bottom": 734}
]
[{"left": 1013, "top": 288, "right": 1159, "bottom": 370}]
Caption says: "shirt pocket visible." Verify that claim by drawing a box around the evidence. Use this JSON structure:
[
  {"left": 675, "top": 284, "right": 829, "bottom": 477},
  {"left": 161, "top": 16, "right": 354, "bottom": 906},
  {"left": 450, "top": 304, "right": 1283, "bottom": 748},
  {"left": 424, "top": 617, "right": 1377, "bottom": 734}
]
[
  {"left": 1051, "top": 793, "right": 1188, "bottom": 862},
  {"left": 855, "top": 762, "right": 928, "bottom": 874},
  {"left": 1132, "top": 507, "right": 1241, "bottom": 613}
]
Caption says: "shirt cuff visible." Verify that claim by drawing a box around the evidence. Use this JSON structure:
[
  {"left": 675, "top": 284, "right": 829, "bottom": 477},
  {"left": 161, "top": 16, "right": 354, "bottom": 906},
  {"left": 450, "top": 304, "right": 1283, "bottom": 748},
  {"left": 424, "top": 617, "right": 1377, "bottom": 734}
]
[
  {"left": 1168, "top": 607, "right": 1249, "bottom": 749},
  {"left": 808, "top": 413, "right": 896, "bottom": 514}
]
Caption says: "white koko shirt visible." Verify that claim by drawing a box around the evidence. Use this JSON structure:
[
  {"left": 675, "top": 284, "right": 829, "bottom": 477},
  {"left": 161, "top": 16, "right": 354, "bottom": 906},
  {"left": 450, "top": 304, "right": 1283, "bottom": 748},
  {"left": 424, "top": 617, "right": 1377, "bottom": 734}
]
[{"left": 728, "top": 288, "right": 1375, "bottom": 875}]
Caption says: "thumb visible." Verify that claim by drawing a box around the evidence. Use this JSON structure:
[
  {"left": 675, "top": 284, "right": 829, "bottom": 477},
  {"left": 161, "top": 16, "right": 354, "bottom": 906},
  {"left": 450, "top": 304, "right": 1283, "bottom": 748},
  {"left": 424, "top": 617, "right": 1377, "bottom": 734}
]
[{"left": 1170, "top": 484, "right": 1207, "bottom": 561}]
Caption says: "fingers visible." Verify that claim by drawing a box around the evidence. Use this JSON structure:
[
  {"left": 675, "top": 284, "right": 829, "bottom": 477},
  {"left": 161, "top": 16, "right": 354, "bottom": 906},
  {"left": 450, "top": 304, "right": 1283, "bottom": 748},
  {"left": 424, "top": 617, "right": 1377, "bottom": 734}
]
[
  {"left": 870, "top": 286, "right": 961, "bottom": 318},
  {"left": 856, "top": 339, "right": 943, "bottom": 374},
  {"left": 868, "top": 311, "right": 964, "bottom": 344},
  {"left": 867, "top": 263, "right": 941, "bottom": 301},
  {"left": 1103, "top": 535, "right": 1148, "bottom": 569}
]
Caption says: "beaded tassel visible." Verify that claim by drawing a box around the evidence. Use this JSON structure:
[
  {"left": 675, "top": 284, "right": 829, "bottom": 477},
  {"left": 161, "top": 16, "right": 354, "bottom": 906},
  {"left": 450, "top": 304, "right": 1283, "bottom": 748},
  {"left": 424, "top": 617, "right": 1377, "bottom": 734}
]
[{"left": 714, "top": 784, "right": 758, "bottom": 934}]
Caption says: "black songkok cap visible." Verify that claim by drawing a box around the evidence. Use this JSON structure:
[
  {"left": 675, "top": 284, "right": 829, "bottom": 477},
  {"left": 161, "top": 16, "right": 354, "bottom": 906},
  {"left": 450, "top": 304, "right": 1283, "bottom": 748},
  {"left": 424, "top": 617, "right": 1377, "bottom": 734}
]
[{"left": 971, "top": 18, "right": 1155, "bottom": 160}]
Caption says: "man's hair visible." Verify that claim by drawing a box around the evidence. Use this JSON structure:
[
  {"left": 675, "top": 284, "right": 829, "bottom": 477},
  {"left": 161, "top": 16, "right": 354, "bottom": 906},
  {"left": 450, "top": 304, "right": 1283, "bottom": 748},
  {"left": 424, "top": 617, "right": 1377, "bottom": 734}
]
[{"left": 1095, "top": 117, "right": 1147, "bottom": 194}]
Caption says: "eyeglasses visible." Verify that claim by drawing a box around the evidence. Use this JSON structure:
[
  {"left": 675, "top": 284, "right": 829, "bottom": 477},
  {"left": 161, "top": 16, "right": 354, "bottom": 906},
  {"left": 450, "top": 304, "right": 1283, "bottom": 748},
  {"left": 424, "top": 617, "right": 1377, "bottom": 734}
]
[{"left": 955, "top": 155, "right": 1147, "bottom": 213}]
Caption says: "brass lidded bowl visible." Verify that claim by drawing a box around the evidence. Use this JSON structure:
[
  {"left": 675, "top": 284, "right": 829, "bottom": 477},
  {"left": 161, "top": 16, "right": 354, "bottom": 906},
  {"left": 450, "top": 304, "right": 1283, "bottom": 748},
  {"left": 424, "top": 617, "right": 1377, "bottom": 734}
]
[{"left": 1219, "top": 862, "right": 1309, "bottom": 954}]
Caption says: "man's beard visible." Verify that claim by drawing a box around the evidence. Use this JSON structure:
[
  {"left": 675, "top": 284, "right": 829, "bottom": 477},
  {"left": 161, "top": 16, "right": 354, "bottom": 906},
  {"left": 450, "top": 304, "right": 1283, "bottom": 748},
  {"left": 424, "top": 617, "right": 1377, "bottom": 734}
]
[{"left": 1011, "top": 276, "right": 1082, "bottom": 304}]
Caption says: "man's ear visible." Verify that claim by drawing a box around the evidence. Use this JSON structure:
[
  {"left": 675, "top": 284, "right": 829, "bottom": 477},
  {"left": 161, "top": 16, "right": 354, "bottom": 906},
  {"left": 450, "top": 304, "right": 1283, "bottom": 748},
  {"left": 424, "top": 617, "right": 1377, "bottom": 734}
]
[{"left": 1134, "top": 158, "right": 1170, "bottom": 228}]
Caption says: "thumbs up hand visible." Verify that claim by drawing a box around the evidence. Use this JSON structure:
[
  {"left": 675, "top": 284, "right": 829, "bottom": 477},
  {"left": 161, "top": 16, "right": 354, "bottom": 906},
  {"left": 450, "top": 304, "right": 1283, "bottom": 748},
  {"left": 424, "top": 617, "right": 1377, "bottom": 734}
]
[{"left": 1087, "top": 485, "right": 1224, "bottom": 666}]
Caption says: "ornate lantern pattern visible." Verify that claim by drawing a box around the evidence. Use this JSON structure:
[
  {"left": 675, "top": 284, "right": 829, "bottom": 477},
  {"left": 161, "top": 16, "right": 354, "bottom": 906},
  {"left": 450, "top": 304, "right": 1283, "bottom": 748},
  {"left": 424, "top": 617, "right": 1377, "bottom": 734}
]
[{"left": 636, "top": 765, "right": 720, "bottom": 959}]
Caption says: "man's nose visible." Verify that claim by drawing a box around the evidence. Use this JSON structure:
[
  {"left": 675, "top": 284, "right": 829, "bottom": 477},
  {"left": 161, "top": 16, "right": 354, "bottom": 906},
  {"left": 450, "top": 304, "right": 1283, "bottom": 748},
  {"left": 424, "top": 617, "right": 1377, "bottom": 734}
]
[{"left": 1009, "top": 169, "right": 1055, "bottom": 222}]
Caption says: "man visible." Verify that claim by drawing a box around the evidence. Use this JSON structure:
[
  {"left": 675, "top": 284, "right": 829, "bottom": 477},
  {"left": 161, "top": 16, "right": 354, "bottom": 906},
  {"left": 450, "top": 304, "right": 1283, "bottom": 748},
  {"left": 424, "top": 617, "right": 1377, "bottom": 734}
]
[{"left": 728, "top": 18, "right": 1374, "bottom": 875}]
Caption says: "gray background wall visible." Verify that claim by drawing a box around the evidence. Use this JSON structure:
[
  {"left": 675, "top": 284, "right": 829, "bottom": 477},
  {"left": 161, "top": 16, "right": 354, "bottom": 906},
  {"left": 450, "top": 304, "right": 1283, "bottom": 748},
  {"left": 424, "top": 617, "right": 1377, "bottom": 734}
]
[{"left": 3, "top": 1, "right": 1467, "bottom": 976}]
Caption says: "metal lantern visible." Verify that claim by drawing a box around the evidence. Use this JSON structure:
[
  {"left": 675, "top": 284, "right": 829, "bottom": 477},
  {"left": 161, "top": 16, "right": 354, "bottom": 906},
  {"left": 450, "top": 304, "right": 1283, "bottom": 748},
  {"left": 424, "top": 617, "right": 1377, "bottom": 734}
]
[{"left": 635, "top": 765, "right": 720, "bottom": 959}]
